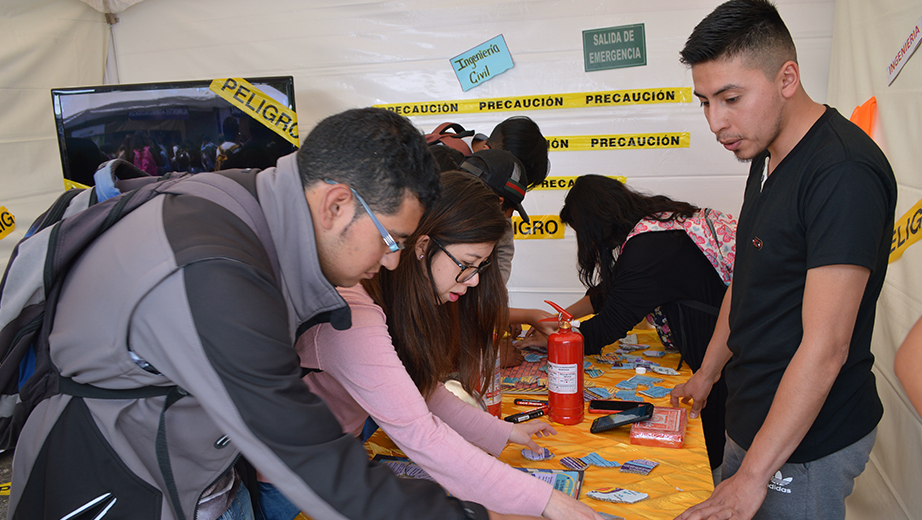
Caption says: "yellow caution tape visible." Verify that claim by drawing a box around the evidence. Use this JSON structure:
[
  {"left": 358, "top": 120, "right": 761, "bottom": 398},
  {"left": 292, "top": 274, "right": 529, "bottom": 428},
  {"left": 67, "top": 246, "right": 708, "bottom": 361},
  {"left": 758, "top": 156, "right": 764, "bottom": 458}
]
[
  {"left": 545, "top": 133, "right": 689, "bottom": 151},
  {"left": 0, "top": 207, "right": 14, "bottom": 241},
  {"left": 532, "top": 175, "right": 626, "bottom": 191},
  {"left": 210, "top": 78, "right": 299, "bottom": 146},
  {"left": 890, "top": 196, "right": 922, "bottom": 262},
  {"left": 374, "top": 88, "right": 693, "bottom": 116},
  {"left": 0, "top": 481, "right": 9, "bottom": 496},
  {"left": 63, "top": 179, "right": 90, "bottom": 191},
  {"left": 513, "top": 215, "right": 565, "bottom": 240}
]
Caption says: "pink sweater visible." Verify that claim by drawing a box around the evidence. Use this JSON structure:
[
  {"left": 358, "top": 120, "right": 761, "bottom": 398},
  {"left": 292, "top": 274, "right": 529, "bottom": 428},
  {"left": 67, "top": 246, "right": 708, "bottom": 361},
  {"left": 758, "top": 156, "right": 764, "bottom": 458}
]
[{"left": 298, "top": 285, "right": 552, "bottom": 516}]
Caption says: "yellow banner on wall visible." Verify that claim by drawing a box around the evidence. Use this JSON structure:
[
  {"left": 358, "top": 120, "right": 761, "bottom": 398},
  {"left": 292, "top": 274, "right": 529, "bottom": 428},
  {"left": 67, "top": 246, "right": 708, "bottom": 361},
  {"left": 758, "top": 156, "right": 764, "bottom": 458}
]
[
  {"left": 545, "top": 133, "right": 689, "bottom": 151},
  {"left": 513, "top": 215, "right": 565, "bottom": 240},
  {"left": 533, "top": 175, "right": 626, "bottom": 191},
  {"left": 890, "top": 197, "right": 922, "bottom": 262},
  {"left": 374, "top": 87, "right": 693, "bottom": 116},
  {"left": 0, "top": 206, "right": 15, "bottom": 241},
  {"left": 210, "top": 78, "right": 299, "bottom": 146}
]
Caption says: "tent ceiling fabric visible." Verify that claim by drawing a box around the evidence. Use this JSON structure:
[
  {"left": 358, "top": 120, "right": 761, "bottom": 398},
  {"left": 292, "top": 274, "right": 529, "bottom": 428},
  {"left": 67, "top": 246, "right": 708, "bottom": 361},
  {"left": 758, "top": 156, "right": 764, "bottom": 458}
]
[{"left": 80, "top": 0, "right": 145, "bottom": 14}]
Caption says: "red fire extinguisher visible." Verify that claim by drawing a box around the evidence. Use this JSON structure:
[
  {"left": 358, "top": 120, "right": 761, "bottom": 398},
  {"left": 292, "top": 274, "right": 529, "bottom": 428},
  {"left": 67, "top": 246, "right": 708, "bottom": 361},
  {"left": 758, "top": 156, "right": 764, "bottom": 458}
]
[{"left": 541, "top": 300, "right": 584, "bottom": 425}]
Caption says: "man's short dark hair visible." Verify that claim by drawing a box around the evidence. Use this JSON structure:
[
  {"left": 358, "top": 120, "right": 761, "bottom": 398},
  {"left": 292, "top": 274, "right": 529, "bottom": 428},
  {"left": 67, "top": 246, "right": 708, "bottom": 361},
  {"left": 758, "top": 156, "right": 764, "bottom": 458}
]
[
  {"left": 680, "top": 0, "right": 797, "bottom": 75},
  {"left": 297, "top": 108, "right": 441, "bottom": 215},
  {"left": 486, "top": 116, "right": 549, "bottom": 191}
]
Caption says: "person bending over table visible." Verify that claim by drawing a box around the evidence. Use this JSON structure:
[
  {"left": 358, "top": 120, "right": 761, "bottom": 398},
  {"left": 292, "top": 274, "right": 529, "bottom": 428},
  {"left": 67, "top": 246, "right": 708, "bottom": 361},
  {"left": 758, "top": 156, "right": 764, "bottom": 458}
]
[
  {"left": 257, "top": 171, "right": 603, "bottom": 520},
  {"left": 521, "top": 174, "right": 736, "bottom": 470}
]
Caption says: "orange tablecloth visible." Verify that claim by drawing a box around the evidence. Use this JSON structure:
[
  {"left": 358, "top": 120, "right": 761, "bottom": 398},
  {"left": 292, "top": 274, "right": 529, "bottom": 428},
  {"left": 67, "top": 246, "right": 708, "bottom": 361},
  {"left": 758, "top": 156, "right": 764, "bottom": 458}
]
[{"left": 365, "top": 329, "right": 714, "bottom": 519}]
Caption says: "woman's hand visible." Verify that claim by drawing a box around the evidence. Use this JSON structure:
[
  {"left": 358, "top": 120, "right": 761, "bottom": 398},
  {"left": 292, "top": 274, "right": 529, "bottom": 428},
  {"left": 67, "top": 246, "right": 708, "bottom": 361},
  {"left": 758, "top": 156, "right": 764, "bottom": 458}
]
[
  {"left": 508, "top": 421, "right": 557, "bottom": 452},
  {"left": 541, "top": 489, "right": 606, "bottom": 520}
]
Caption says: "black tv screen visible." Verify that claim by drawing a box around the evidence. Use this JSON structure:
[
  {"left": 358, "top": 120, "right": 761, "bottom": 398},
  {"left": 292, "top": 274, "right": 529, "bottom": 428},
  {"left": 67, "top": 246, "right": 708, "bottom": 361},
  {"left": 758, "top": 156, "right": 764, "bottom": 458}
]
[{"left": 51, "top": 76, "right": 297, "bottom": 186}]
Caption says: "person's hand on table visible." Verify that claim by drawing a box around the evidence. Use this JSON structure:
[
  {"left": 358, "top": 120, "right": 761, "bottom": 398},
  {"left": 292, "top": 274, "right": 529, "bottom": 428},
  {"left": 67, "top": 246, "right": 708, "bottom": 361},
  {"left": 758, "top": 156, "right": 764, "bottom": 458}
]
[
  {"left": 509, "top": 323, "right": 524, "bottom": 340},
  {"left": 500, "top": 335, "right": 525, "bottom": 368},
  {"left": 508, "top": 421, "right": 557, "bottom": 452},
  {"left": 673, "top": 470, "right": 765, "bottom": 520},
  {"left": 542, "top": 489, "right": 606, "bottom": 520},
  {"left": 517, "top": 329, "right": 549, "bottom": 350},
  {"left": 669, "top": 370, "right": 715, "bottom": 419},
  {"left": 525, "top": 310, "right": 558, "bottom": 336}
]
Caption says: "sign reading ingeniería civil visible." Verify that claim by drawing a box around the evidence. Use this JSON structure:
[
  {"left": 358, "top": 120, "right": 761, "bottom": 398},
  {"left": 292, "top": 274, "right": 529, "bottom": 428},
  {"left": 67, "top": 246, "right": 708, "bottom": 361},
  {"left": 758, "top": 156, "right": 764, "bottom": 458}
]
[
  {"left": 583, "top": 23, "right": 646, "bottom": 72},
  {"left": 451, "top": 35, "right": 515, "bottom": 91}
]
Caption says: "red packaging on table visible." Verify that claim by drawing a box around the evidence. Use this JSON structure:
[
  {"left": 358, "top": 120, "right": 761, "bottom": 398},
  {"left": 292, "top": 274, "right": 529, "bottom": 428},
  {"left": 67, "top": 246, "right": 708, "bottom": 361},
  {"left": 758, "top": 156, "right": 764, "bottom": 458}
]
[{"left": 630, "top": 406, "right": 687, "bottom": 449}]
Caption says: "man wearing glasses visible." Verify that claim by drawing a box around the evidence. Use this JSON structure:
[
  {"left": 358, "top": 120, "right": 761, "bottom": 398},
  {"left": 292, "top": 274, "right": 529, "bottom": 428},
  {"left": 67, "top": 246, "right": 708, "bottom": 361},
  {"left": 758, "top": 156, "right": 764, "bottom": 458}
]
[{"left": 9, "top": 108, "right": 535, "bottom": 520}]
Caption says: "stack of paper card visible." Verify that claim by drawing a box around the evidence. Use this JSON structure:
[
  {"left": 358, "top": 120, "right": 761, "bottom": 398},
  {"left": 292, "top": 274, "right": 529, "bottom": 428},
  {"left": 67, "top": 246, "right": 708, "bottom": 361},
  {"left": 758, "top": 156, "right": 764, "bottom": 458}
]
[
  {"left": 619, "top": 459, "right": 658, "bottom": 475},
  {"left": 630, "top": 407, "right": 688, "bottom": 449},
  {"left": 521, "top": 447, "right": 554, "bottom": 461},
  {"left": 587, "top": 487, "right": 649, "bottom": 504},
  {"left": 560, "top": 456, "right": 590, "bottom": 471},
  {"left": 638, "top": 386, "right": 672, "bottom": 399}
]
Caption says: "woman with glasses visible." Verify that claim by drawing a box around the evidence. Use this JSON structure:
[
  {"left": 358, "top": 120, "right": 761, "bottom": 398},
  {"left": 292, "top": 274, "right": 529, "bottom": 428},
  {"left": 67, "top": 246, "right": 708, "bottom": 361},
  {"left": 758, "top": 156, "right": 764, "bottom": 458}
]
[{"left": 256, "top": 171, "right": 602, "bottom": 520}]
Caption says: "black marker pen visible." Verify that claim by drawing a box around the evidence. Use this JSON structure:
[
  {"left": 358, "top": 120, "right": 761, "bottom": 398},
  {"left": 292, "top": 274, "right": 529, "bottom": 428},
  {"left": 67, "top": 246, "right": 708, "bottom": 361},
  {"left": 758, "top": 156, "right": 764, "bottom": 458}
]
[{"left": 504, "top": 407, "right": 547, "bottom": 423}]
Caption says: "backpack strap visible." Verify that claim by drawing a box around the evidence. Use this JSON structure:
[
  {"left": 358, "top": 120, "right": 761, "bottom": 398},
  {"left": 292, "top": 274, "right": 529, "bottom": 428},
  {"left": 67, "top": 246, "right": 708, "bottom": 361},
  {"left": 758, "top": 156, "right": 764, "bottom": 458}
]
[
  {"left": 425, "top": 122, "right": 475, "bottom": 155},
  {"left": 50, "top": 171, "right": 275, "bottom": 520},
  {"left": 25, "top": 189, "right": 85, "bottom": 238},
  {"left": 157, "top": 386, "right": 191, "bottom": 520}
]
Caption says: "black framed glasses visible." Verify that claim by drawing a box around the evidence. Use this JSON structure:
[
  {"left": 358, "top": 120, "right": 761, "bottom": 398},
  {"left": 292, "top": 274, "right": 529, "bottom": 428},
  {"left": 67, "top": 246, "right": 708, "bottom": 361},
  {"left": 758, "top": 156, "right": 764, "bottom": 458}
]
[
  {"left": 324, "top": 179, "right": 403, "bottom": 253},
  {"left": 432, "top": 238, "right": 491, "bottom": 283}
]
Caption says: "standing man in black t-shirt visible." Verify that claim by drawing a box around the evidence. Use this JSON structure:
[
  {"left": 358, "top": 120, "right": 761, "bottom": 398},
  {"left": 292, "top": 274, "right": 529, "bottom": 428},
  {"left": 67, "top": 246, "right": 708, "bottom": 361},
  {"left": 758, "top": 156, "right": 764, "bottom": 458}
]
[{"left": 670, "top": 1, "right": 897, "bottom": 519}]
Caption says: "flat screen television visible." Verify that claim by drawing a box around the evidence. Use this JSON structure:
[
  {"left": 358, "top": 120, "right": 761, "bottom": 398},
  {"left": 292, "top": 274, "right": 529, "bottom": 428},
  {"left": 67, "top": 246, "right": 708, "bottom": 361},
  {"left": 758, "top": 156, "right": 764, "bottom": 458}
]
[{"left": 51, "top": 76, "right": 297, "bottom": 187}]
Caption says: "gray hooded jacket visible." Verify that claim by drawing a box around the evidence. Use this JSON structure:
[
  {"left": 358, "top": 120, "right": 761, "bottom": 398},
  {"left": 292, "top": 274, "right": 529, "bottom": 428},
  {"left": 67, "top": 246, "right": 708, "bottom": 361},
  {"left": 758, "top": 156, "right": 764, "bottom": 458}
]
[{"left": 9, "top": 152, "right": 487, "bottom": 520}]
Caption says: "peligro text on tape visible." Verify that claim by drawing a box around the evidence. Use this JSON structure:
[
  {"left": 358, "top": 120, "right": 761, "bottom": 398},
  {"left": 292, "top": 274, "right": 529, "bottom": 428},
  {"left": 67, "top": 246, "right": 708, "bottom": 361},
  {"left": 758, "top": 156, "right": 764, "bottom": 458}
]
[
  {"left": 533, "top": 175, "right": 626, "bottom": 191},
  {"left": 513, "top": 215, "right": 565, "bottom": 240},
  {"left": 0, "top": 206, "right": 15, "bottom": 241},
  {"left": 545, "top": 133, "right": 689, "bottom": 151},
  {"left": 210, "top": 78, "right": 299, "bottom": 146},
  {"left": 890, "top": 196, "right": 922, "bottom": 263},
  {"left": 374, "top": 88, "right": 692, "bottom": 116}
]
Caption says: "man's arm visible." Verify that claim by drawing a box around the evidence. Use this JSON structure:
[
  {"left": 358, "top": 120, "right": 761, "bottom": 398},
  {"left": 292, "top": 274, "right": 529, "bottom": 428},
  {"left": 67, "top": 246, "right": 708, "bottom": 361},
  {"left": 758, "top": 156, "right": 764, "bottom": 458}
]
[
  {"left": 676, "top": 264, "right": 870, "bottom": 520},
  {"left": 895, "top": 314, "right": 922, "bottom": 417},
  {"left": 670, "top": 281, "right": 734, "bottom": 418}
]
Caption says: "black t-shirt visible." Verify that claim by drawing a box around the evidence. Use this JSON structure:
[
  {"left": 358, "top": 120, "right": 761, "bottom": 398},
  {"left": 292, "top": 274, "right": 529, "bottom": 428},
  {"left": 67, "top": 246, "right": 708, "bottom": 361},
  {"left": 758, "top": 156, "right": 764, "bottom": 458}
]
[
  {"left": 581, "top": 230, "right": 727, "bottom": 360},
  {"left": 580, "top": 230, "right": 730, "bottom": 469},
  {"left": 726, "top": 107, "right": 896, "bottom": 463}
]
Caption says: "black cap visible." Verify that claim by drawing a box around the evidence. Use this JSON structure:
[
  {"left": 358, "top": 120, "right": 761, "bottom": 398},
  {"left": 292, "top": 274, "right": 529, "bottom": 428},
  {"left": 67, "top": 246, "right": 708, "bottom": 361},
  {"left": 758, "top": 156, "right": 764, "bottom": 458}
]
[{"left": 459, "top": 149, "right": 529, "bottom": 223}]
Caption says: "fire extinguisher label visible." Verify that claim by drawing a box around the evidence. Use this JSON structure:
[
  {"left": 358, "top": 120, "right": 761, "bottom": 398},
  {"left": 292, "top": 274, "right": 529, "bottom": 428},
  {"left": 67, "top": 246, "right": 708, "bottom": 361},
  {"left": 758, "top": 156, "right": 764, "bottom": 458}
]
[{"left": 548, "top": 362, "right": 579, "bottom": 394}]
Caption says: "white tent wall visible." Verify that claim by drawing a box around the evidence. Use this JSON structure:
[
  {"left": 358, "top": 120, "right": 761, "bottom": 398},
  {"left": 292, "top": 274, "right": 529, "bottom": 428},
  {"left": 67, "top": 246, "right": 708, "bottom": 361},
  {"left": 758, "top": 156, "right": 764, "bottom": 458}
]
[
  {"left": 0, "top": 1, "right": 919, "bottom": 518},
  {"left": 0, "top": 0, "right": 108, "bottom": 265},
  {"left": 828, "top": 1, "right": 922, "bottom": 518},
  {"left": 104, "top": 0, "right": 835, "bottom": 310}
]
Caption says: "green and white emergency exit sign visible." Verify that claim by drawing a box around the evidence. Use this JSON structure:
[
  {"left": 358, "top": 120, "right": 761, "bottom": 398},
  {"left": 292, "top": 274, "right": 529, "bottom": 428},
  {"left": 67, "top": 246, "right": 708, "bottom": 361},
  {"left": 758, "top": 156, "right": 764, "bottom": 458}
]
[{"left": 583, "top": 23, "right": 646, "bottom": 72}]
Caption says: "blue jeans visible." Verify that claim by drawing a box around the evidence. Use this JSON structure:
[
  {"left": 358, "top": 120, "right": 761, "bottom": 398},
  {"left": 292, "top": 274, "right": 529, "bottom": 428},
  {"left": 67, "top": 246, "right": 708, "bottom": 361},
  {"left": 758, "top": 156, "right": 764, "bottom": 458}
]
[
  {"left": 257, "top": 482, "right": 302, "bottom": 520},
  {"left": 216, "top": 482, "right": 255, "bottom": 520}
]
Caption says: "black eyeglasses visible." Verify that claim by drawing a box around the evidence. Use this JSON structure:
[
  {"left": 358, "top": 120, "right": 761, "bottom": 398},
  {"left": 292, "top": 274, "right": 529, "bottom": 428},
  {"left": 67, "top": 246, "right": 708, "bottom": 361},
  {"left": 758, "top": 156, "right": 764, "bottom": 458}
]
[
  {"left": 432, "top": 238, "right": 491, "bottom": 283},
  {"left": 324, "top": 180, "right": 403, "bottom": 252}
]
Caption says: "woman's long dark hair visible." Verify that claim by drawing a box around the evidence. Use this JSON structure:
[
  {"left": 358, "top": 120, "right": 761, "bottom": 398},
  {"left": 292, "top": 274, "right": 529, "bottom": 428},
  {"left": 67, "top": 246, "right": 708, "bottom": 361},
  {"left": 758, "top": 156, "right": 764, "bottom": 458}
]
[
  {"left": 560, "top": 174, "right": 699, "bottom": 296},
  {"left": 363, "top": 170, "right": 510, "bottom": 398}
]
